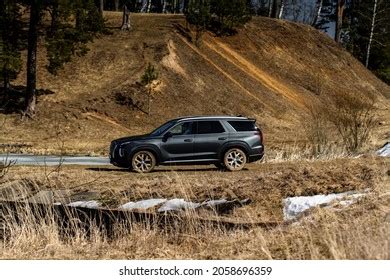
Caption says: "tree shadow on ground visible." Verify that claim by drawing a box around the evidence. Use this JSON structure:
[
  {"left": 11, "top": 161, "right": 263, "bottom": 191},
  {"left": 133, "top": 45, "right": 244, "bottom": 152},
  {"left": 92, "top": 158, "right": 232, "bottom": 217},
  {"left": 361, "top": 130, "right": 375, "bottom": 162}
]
[{"left": 0, "top": 86, "right": 55, "bottom": 114}]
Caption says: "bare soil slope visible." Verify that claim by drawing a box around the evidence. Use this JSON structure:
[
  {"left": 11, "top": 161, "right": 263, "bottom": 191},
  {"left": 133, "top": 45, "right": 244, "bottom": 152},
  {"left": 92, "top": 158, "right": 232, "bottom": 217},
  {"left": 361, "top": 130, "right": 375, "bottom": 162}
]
[{"left": 1, "top": 13, "right": 389, "bottom": 154}]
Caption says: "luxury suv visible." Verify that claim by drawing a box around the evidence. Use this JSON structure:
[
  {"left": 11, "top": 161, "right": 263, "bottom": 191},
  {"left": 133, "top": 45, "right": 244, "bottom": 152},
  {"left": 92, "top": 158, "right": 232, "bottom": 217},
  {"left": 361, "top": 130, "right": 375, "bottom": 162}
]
[{"left": 109, "top": 116, "right": 264, "bottom": 173}]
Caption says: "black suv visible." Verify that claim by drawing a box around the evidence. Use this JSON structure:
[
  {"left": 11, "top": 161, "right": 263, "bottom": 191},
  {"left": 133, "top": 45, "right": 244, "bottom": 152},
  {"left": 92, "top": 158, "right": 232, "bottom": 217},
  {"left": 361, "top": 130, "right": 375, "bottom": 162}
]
[{"left": 109, "top": 116, "right": 264, "bottom": 172}]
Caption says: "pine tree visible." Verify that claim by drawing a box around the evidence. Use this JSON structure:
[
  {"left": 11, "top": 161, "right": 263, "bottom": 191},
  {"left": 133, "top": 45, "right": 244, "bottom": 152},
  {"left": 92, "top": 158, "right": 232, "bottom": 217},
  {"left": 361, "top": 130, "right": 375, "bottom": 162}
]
[
  {"left": 22, "top": 0, "right": 106, "bottom": 116},
  {"left": 141, "top": 63, "right": 158, "bottom": 115},
  {"left": 343, "top": 0, "right": 389, "bottom": 82},
  {"left": 0, "top": 0, "right": 22, "bottom": 95},
  {"left": 185, "top": 0, "right": 211, "bottom": 45},
  {"left": 210, "top": 0, "right": 251, "bottom": 34}
]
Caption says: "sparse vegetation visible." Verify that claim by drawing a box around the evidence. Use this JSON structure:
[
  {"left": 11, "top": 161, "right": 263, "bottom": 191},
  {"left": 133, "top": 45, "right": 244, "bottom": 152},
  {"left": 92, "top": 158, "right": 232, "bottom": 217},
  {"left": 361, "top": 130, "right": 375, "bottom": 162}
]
[
  {"left": 325, "top": 93, "right": 377, "bottom": 153},
  {"left": 302, "top": 104, "right": 332, "bottom": 157},
  {"left": 140, "top": 63, "right": 158, "bottom": 115},
  {"left": 0, "top": 156, "right": 388, "bottom": 259},
  {"left": 303, "top": 92, "right": 378, "bottom": 155}
]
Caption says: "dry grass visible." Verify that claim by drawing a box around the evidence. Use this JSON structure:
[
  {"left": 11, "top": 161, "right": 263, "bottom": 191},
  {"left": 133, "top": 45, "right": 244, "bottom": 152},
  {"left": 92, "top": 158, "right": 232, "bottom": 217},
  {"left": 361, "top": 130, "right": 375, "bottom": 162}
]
[{"left": 0, "top": 157, "right": 388, "bottom": 259}]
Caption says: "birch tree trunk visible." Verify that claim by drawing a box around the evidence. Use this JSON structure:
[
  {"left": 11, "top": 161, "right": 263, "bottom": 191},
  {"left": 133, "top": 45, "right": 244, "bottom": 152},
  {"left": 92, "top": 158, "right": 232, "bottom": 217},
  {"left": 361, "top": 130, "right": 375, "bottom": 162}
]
[
  {"left": 365, "top": 0, "right": 378, "bottom": 68},
  {"left": 312, "top": 0, "right": 323, "bottom": 26},
  {"left": 268, "top": 0, "right": 273, "bottom": 17},
  {"left": 335, "top": 0, "right": 345, "bottom": 43},
  {"left": 278, "top": 0, "right": 285, "bottom": 19},
  {"left": 162, "top": 0, "right": 167, "bottom": 13},
  {"left": 173, "top": 0, "right": 177, "bottom": 14},
  {"left": 115, "top": 0, "right": 119, "bottom": 11},
  {"left": 147, "top": 0, "right": 152, "bottom": 13}
]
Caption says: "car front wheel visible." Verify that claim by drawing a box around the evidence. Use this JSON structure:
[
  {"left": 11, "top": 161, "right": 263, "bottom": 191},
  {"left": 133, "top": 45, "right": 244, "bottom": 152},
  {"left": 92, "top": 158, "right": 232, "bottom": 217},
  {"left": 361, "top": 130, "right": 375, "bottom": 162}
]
[
  {"left": 223, "top": 148, "right": 247, "bottom": 171},
  {"left": 131, "top": 151, "right": 156, "bottom": 173}
]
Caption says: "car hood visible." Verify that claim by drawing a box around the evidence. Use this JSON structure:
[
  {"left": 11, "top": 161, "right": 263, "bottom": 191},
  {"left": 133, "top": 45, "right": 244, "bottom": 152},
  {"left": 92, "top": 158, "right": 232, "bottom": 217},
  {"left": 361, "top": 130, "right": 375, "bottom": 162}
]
[{"left": 112, "top": 134, "right": 150, "bottom": 145}]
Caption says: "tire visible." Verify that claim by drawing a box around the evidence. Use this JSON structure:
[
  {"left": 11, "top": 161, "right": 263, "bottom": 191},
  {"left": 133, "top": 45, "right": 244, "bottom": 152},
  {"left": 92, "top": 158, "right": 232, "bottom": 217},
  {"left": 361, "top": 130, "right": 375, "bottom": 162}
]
[
  {"left": 223, "top": 148, "right": 247, "bottom": 171},
  {"left": 131, "top": 151, "right": 156, "bottom": 173}
]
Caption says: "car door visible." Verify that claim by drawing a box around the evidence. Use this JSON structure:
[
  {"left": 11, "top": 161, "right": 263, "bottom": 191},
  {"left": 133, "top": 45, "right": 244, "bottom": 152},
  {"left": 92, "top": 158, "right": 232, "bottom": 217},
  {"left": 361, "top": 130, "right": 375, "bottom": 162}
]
[
  {"left": 193, "top": 120, "right": 229, "bottom": 160},
  {"left": 160, "top": 121, "right": 195, "bottom": 162}
]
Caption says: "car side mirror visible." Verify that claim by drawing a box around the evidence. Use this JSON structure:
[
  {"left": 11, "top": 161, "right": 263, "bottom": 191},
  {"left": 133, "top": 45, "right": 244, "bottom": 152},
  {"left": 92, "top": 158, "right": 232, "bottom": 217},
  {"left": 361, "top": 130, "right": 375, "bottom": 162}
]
[{"left": 163, "top": 131, "right": 173, "bottom": 142}]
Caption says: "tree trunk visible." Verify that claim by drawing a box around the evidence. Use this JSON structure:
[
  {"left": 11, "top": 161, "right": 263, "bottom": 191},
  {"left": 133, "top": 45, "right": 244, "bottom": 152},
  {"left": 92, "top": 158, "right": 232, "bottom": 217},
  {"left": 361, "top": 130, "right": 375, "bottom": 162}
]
[
  {"left": 312, "top": 0, "right": 323, "bottom": 27},
  {"left": 50, "top": 0, "right": 59, "bottom": 36},
  {"left": 121, "top": 5, "right": 130, "bottom": 30},
  {"left": 147, "top": 0, "right": 151, "bottom": 13},
  {"left": 271, "top": 0, "right": 278, "bottom": 18},
  {"left": 115, "top": 0, "right": 119, "bottom": 11},
  {"left": 268, "top": 0, "right": 273, "bottom": 17},
  {"left": 278, "top": 0, "right": 285, "bottom": 19},
  {"left": 335, "top": 0, "right": 345, "bottom": 43},
  {"left": 173, "top": 0, "right": 177, "bottom": 14},
  {"left": 183, "top": 0, "right": 189, "bottom": 13},
  {"left": 3, "top": 68, "right": 9, "bottom": 95},
  {"left": 162, "top": 0, "right": 167, "bottom": 13},
  {"left": 99, "top": 0, "right": 104, "bottom": 15},
  {"left": 366, "top": 0, "right": 378, "bottom": 68},
  {"left": 25, "top": 1, "right": 41, "bottom": 117}
]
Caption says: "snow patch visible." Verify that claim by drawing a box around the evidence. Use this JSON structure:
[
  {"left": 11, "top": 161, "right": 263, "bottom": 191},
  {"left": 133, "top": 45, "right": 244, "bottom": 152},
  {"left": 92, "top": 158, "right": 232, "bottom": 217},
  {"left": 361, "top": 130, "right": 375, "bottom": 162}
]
[
  {"left": 67, "top": 200, "right": 101, "bottom": 209},
  {"left": 158, "top": 199, "right": 201, "bottom": 212},
  {"left": 377, "top": 142, "right": 390, "bottom": 157},
  {"left": 283, "top": 191, "right": 366, "bottom": 221},
  {"left": 119, "top": 199, "right": 167, "bottom": 210}
]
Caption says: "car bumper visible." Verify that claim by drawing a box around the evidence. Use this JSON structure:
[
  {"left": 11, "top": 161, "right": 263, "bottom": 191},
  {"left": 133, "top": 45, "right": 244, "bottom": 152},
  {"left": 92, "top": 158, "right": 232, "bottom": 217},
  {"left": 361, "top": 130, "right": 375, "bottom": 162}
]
[
  {"left": 109, "top": 143, "right": 130, "bottom": 168},
  {"left": 248, "top": 145, "right": 264, "bottom": 162},
  {"left": 248, "top": 153, "right": 264, "bottom": 162}
]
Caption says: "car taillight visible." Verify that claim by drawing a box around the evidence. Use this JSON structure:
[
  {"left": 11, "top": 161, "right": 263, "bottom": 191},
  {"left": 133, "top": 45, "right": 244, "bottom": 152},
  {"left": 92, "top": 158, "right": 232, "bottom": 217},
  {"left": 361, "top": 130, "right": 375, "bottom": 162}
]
[{"left": 255, "top": 127, "right": 263, "bottom": 143}]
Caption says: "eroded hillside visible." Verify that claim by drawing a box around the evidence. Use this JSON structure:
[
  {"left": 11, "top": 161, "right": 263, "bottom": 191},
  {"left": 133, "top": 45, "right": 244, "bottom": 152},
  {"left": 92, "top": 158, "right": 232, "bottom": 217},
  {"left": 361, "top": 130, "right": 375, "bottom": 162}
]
[{"left": 1, "top": 13, "right": 389, "bottom": 155}]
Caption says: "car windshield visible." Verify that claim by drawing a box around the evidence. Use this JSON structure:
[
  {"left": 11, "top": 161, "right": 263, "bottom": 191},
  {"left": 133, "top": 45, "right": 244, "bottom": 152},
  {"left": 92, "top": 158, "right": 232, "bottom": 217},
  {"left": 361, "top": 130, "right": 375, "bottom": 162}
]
[{"left": 149, "top": 120, "right": 177, "bottom": 136}]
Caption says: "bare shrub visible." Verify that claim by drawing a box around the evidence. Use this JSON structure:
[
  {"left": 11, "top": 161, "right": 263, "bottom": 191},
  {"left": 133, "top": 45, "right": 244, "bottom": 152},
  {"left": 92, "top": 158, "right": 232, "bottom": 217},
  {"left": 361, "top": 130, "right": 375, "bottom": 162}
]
[
  {"left": 0, "top": 154, "right": 15, "bottom": 180},
  {"left": 302, "top": 103, "right": 332, "bottom": 157},
  {"left": 324, "top": 93, "right": 377, "bottom": 153}
]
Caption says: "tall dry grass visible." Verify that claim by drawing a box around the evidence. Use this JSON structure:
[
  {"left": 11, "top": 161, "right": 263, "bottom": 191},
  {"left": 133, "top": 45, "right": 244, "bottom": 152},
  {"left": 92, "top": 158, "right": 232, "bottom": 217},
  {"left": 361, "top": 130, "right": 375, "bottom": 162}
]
[{"left": 0, "top": 180, "right": 388, "bottom": 260}]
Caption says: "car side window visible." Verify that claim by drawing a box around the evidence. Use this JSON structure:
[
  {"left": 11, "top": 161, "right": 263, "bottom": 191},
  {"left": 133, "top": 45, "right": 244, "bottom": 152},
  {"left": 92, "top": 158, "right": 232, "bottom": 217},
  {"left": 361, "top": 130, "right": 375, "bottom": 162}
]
[
  {"left": 168, "top": 122, "right": 194, "bottom": 135},
  {"left": 195, "top": 121, "right": 225, "bottom": 134}
]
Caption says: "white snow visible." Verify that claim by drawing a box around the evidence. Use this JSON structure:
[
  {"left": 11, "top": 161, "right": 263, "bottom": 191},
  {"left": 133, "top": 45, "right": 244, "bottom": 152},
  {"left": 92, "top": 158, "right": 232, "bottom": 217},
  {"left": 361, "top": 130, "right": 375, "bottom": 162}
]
[
  {"left": 377, "top": 142, "right": 390, "bottom": 157},
  {"left": 67, "top": 200, "right": 101, "bottom": 209},
  {"left": 158, "top": 199, "right": 201, "bottom": 212},
  {"left": 119, "top": 198, "right": 167, "bottom": 210},
  {"left": 283, "top": 191, "right": 366, "bottom": 221}
]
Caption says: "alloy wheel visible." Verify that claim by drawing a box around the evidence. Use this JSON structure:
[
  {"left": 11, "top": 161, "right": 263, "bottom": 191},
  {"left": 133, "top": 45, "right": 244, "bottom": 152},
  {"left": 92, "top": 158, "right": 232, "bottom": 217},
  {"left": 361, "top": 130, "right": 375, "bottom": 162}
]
[
  {"left": 132, "top": 151, "right": 156, "bottom": 173},
  {"left": 224, "top": 148, "right": 246, "bottom": 171}
]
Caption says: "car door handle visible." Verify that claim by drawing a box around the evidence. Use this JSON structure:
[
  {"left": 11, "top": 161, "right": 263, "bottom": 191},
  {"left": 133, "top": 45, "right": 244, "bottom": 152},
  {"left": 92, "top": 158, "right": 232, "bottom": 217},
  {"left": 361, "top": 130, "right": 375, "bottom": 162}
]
[
  {"left": 218, "top": 137, "right": 227, "bottom": 140},
  {"left": 184, "top": 139, "right": 193, "bottom": 142}
]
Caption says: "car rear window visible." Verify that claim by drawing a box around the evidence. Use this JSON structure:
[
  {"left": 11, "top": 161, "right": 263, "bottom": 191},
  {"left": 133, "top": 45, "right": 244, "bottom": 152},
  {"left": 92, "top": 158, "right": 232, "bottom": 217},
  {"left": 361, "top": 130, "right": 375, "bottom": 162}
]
[
  {"left": 228, "top": 121, "right": 256, "bottom": 132},
  {"left": 196, "top": 121, "right": 225, "bottom": 134}
]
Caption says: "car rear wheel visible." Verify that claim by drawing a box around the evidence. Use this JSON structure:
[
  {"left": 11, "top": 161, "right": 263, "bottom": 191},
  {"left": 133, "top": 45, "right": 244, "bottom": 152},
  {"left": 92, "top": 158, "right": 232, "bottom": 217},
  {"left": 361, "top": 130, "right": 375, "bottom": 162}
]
[
  {"left": 223, "top": 148, "right": 247, "bottom": 171},
  {"left": 131, "top": 151, "right": 156, "bottom": 173}
]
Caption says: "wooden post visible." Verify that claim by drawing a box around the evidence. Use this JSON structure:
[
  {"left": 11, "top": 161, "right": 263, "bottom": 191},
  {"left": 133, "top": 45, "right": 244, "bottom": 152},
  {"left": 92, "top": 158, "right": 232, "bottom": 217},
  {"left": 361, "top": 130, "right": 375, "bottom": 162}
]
[{"left": 121, "top": 5, "right": 130, "bottom": 30}]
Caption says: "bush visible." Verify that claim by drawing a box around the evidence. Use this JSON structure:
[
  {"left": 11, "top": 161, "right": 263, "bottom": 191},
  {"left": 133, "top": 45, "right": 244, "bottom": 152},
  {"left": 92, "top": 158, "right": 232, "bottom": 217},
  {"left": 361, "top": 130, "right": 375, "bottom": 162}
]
[
  {"left": 303, "top": 104, "right": 332, "bottom": 156},
  {"left": 306, "top": 93, "right": 377, "bottom": 154},
  {"left": 329, "top": 94, "right": 376, "bottom": 152}
]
